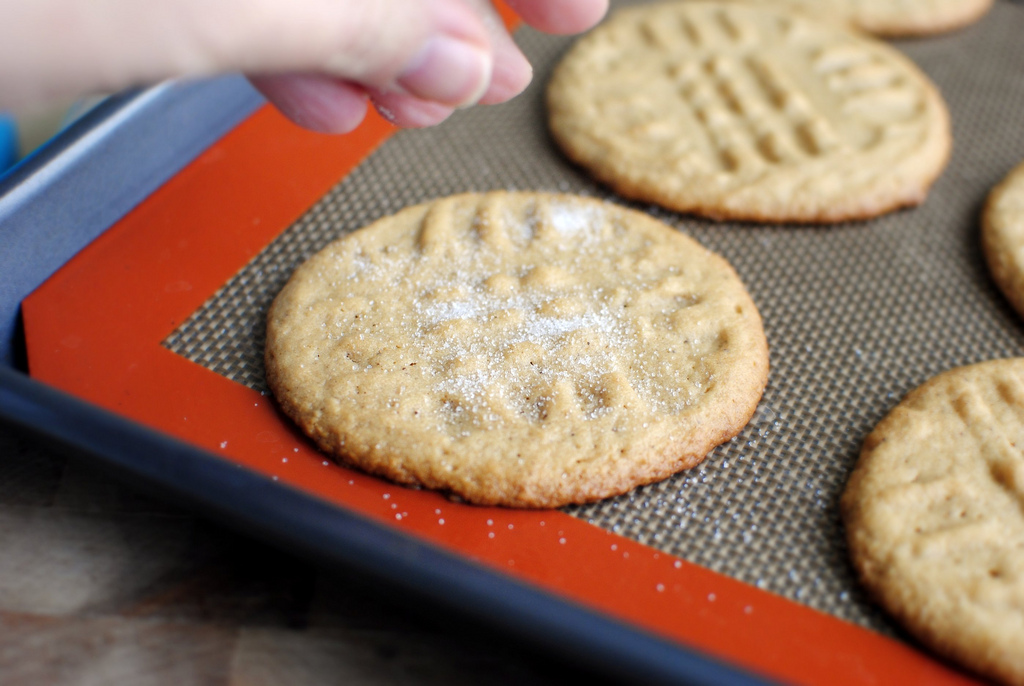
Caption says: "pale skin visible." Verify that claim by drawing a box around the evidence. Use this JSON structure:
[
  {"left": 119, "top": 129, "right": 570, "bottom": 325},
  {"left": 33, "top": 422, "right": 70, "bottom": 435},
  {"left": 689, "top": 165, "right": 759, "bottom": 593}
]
[{"left": 0, "top": 0, "right": 608, "bottom": 133}]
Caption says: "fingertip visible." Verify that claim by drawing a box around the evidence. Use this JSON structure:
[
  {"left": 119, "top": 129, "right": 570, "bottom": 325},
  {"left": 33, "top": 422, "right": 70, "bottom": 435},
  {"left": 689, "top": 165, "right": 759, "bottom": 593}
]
[
  {"left": 250, "top": 74, "right": 369, "bottom": 134},
  {"left": 478, "top": 45, "right": 532, "bottom": 105},
  {"left": 369, "top": 90, "right": 454, "bottom": 128},
  {"left": 394, "top": 36, "right": 492, "bottom": 108},
  {"left": 472, "top": 4, "right": 534, "bottom": 106}
]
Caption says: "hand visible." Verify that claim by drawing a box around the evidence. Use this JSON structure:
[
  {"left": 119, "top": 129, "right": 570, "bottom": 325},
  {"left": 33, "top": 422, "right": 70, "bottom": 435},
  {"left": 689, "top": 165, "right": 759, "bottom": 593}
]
[{"left": 0, "top": 0, "right": 607, "bottom": 133}]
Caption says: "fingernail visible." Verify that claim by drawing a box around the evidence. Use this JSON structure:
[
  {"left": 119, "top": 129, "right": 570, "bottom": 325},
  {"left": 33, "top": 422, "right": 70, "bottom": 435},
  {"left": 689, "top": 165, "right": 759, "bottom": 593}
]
[{"left": 397, "top": 36, "right": 492, "bottom": 108}]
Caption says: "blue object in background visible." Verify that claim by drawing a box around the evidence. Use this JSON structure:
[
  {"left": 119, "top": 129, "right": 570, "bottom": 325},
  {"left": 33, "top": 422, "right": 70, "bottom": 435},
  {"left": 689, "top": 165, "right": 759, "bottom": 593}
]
[{"left": 0, "top": 113, "right": 16, "bottom": 174}]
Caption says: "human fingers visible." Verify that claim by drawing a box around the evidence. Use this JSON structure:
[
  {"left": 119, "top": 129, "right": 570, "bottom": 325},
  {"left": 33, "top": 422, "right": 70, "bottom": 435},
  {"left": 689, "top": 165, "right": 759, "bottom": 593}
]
[
  {"left": 461, "top": 0, "right": 610, "bottom": 105},
  {"left": 368, "top": 89, "right": 455, "bottom": 129},
  {"left": 503, "top": 0, "right": 609, "bottom": 34},
  {"left": 245, "top": 1, "right": 518, "bottom": 133},
  {"left": 261, "top": 0, "right": 609, "bottom": 126},
  {"left": 249, "top": 74, "right": 368, "bottom": 134},
  {"left": 453, "top": 0, "right": 532, "bottom": 106},
  {"left": 364, "top": 0, "right": 610, "bottom": 127},
  {"left": 0, "top": 0, "right": 494, "bottom": 113},
  {"left": 478, "top": 36, "right": 532, "bottom": 106},
  {"left": 254, "top": 0, "right": 607, "bottom": 129}
]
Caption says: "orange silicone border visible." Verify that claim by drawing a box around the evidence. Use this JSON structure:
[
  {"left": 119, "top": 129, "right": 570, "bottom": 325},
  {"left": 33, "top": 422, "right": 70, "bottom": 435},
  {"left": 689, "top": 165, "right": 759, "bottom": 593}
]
[{"left": 21, "top": 21, "right": 976, "bottom": 686}]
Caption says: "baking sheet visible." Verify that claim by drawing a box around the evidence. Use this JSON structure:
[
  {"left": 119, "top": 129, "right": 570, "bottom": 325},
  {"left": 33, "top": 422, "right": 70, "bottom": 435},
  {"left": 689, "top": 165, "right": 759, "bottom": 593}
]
[
  {"left": 164, "top": 0, "right": 1024, "bottom": 635},
  {"left": 18, "top": 2, "right": 1024, "bottom": 683}
]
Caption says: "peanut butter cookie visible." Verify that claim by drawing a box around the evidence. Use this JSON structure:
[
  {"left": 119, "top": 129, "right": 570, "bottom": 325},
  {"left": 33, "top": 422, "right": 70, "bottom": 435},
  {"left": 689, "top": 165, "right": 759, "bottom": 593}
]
[
  {"left": 547, "top": 1, "right": 951, "bottom": 223},
  {"left": 266, "top": 192, "right": 769, "bottom": 507},
  {"left": 842, "top": 359, "right": 1024, "bottom": 685}
]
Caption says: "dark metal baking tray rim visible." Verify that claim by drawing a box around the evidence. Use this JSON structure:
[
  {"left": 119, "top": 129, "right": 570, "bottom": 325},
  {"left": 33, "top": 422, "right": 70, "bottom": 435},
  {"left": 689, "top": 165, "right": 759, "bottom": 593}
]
[{"left": 0, "top": 79, "right": 770, "bottom": 686}]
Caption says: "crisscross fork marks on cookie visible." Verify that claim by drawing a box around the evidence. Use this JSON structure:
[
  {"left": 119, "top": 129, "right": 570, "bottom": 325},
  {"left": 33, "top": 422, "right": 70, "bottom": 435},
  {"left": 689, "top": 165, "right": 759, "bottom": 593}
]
[
  {"left": 661, "top": 6, "right": 842, "bottom": 171},
  {"left": 669, "top": 52, "right": 846, "bottom": 175},
  {"left": 674, "top": 59, "right": 760, "bottom": 174},
  {"left": 408, "top": 196, "right": 719, "bottom": 423},
  {"left": 812, "top": 45, "right": 922, "bottom": 126},
  {"left": 640, "top": 5, "right": 760, "bottom": 50},
  {"left": 870, "top": 474, "right": 1004, "bottom": 558},
  {"left": 952, "top": 374, "right": 1024, "bottom": 506},
  {"left": 851, "top": 367, "right": 1024, "bottom": 566},
  {"left": 749, "top": 56, "right": 844, "bottom": 156}
]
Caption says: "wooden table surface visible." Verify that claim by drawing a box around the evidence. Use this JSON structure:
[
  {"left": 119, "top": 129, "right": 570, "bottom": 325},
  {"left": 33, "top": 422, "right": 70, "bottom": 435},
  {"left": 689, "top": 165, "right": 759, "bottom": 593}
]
[{"left": 0, "top": 421, "right": 618, "bottom": 685}]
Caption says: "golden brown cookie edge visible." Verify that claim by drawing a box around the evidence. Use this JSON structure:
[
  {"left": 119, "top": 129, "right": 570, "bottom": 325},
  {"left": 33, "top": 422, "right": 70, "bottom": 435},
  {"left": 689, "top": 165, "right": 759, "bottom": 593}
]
[{"left": 982, "top": 160, "right": 1024, "bottom": 323}]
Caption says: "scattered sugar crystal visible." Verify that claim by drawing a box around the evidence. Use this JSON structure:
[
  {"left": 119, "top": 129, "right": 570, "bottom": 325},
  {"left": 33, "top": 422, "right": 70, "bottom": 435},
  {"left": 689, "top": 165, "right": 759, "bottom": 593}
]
[{"left": 548, "top": 201, "right": 602, "bottom": 238}]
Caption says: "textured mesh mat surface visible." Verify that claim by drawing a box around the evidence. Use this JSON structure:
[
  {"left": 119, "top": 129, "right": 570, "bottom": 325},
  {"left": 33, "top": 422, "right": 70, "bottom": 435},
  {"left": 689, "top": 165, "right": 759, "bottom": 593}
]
[{"left": 164, "top": 1, "right": 1024, "bottom": 635}]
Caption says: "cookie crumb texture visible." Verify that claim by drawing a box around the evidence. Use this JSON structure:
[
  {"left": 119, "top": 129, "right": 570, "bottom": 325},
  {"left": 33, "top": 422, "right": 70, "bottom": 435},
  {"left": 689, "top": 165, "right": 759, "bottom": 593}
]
[
  {"left": 842, "top": 359, "right": 1024, "bottom": 685},
  {"left": 547, "top": 1, "right": 951, "bottom": 224},
  {"left": 266, "top": 192, "right": 769, "bottom": 508}
]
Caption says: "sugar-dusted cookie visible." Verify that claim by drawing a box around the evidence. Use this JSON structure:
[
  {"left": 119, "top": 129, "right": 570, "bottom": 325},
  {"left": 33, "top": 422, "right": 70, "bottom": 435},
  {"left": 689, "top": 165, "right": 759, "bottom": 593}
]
[
  {"left": 841, "top": 359, "right": 1024, "bottom": 685},
  {"left": 983, "top": 160, "right": 1024, "bottom": 322},
  {"left": 547, "top": 1, "right": 951, "bottom": 224},
  {"left": 266, "top": 192, "right": 769, "bottom": 508},
  {"left": 740, "top": 0, "right": 993, "bottom": 37}
]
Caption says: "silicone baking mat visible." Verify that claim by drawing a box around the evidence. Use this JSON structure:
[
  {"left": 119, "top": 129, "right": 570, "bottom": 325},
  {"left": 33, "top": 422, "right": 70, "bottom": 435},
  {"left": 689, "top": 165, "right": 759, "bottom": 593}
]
[{"left": 23, "top": 1, "right": 1024, "bottom": 683}]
